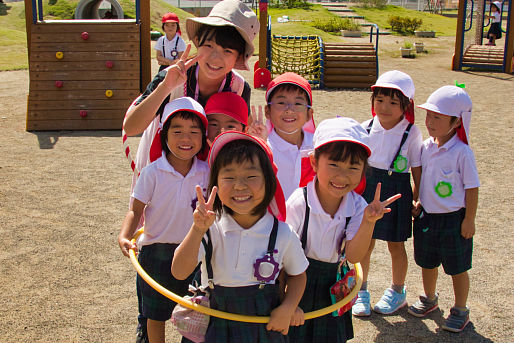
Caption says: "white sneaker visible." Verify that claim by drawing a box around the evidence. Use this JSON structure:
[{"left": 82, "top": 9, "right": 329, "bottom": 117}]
[
  {"left": 373, "top": 288, "right": 407, "bottom": 315},
  {"left": 352, "top": 290, "right": 371, "bottom": 317}
]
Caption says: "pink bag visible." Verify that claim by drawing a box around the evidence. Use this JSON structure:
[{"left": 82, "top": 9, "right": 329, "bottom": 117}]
[{"left": 171, "top": 294, "right": 210, "bottom": 343}]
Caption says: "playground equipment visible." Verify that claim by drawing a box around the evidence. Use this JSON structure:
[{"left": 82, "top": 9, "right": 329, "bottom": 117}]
[
  {"left": 453, "top": 0, "right": 513, "bottom": 73},
  {"left": 24, "top": 0, "right": 151, "bottom": 131}
]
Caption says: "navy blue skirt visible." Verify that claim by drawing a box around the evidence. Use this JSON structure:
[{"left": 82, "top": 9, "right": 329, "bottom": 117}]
[
  {"left": 205, "top": 284, "right": 288, "bottom": 343},
  {"left": 362, "top": 167, "right": 413, "bottom": 242},
  {"left": 488, "top": 22, "right": 502, "bottom": 39},
  {"left": 288, "top": 258, "right": 353, "bottom": 343}
]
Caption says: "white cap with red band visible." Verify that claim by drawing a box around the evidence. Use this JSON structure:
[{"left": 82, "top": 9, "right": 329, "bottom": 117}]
[
  {"left": 371, "top": 70, "right": 415, "bottom": 100},
  {"left": 313, "top": 117, "right": 371, "bottom": 157},
  {"left": 161, "top": 96, "right": 208, "bottom": 133}
]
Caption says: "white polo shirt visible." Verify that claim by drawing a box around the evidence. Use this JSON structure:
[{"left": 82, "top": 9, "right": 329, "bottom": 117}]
[
  {"left": 133, "top": 153, "right": 209, "bottom": 247},
  {"left": 286, "top": 179, "right": 368, "bottom": 263},
  {"left": 419, "top": 135, "right": 480, "bottom": 214},
  {"left": 197, "top": 212, "right": 309, "bottom": 287},
  {"left": 154, "top": 34, "right": 186, "bottom": 60},
  {"left": 268, "top": 129, "right": 314, "bottom": 200},
  {"left": 362, "top": 118, "right": 422, "bottom": 172}
]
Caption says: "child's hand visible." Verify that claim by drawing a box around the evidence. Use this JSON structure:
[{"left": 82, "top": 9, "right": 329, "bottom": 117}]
[
  {"left": 118, "top": 236, "right": 137, "bottom": 258},
  {"left": 162, "top": 44, "right": 198, "bottom": 91},
  {"left": 192, "top": 185, "right": 217, "bottom": 234},
  {"left": 411, "top": 200, "right": 421, "bottom": 217},
  {"left": 246, "top": 105, "right": 268, "bottom": 141},
  {"left": 267, "top": 304, "right": 294, "bottom": 335},
  {"left": 363, "top": 183, "right": 401, "bottom": 223},
  {"left": 290, "top": 306, "right": 305, "bottom": 327},
  {"left": 461, "top": 217, "right": 475, "bottom": 239}
]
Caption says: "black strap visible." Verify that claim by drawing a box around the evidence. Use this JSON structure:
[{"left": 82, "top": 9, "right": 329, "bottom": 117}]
[
  {"left": 301, "top": 187, "right": 310, "bottom": 250},
  {"left": 162, "top": 36, "right": 179, "bottom": 60},
  {"left": 366, "top": 118, "right": 374, "bottom": 134},
  {"left": 340, "top": 217, "right": 352, "bottom": 256},
  {"left": 267, "top": 217, "right": 279, "bottom": 255},
  {"left": 388, "top": 123, "right": 412, "bottom": 172}
]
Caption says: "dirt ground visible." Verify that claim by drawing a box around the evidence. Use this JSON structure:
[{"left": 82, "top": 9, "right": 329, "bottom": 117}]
[{"left": 0, "top": 35, "right": 513, "bottom": 342}]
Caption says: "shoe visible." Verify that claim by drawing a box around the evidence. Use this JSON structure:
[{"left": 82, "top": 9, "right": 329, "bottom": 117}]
[
  {"left": 352, "top": 290, "right": 371, "bottom": 317},
  {"left": 136, "top": 325, "right": 148, "bottom": 343},
  {"left": 373, "top": 287, "right": 407, "bottom": 314},
  {"left": 407, "top": 294, "right": 439, "bottom": 317},
  {"left": 442, "top": 307, "right": 470, "bottom": 333}
]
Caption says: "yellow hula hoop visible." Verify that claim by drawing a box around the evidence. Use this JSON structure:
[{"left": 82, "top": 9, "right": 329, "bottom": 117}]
[{"left": 129, "top": 228, "right": 362, "bottom": 323}]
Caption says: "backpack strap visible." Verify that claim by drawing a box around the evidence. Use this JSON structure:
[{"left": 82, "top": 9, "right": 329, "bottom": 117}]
[
  {"left": 388, "top": 123, "right": 413, "bottom": 174},
  {"left": 300, "top": 187, "right": 310, "bottom": 251}
]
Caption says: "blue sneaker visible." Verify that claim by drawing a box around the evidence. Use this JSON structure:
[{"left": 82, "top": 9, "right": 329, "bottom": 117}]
[
  {"left": 352, "top": 290, "right": 371, "bottom": 317},
  {"left": 442, "top": 307, "right": 470, "bottom": 333},
  {"left": 373, "top": 288, "right": 407, "bottom": 315}
]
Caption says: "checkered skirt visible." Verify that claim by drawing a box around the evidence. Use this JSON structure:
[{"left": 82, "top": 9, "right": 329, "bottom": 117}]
[
  {"left": 362, "top": 167, "right": 413, "bottom": 242},
  {"left": 288, "top": 258, "right": 353, "bottom": 343}
]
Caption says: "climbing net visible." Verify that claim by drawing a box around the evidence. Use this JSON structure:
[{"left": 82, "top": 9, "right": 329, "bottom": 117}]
[{"left": 270, "top": 35, "right": 323, "bottom": 86}]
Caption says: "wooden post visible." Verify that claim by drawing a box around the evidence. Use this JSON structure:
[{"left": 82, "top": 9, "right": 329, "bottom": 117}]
[
  {"left": 453, "top": 0, "right": 467, "bottom": 70},
  {"left": 505, "top": 0, "right": 514, "bottom": 73},
  {"left": 140, "top": 0, "right": 151, "bottom": 92},
  {"left": 259, "top": 0, "right": 268, "bottom": 69}
]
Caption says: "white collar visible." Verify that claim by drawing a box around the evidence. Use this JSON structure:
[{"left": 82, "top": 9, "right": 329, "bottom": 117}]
[
  {"left": 306, "top": 178, "right": 356, "bottom": 219},
  {"left": 428, "top": 133, "right": 459, "bottom": 151},
  {"left": 218, "top": 212, "right": 273, "bottom": 235},
  {"left": 156, "top": 152, "right": 200, "bottom": 177},
  {"left": 268, "top": 129, "right": 312, "bottom": 152},
  {"left": 370, "top": 117, "right": 408, "bottom": 135}
]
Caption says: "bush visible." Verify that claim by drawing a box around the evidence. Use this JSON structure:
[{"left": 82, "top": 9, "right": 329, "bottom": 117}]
[
  {"left": 358, "top": 0, "right": 387, "bottom": 9},
  {"left": 46, "top": 0, "right": 75, "bottom": 19},
  {"left": 269, "top": 0, "right": 311, "bottom": 9},
  {"left": 388, "top": 16, "right": 422, "bottom": 34},
  {"left": 312, "top": 18, "right": 360, "bottom": 33}
]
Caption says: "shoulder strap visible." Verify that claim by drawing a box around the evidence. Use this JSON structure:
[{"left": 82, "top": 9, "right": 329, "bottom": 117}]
[
  {"left": 201, "top": 230, "right": 214, "bottom": 288},
  {"left": 230, "top": 70, "right": 245, "bottom": 96},
  {"left": 366, "top": 118, "right": 374, "bottom": 134},
  {"left": 340, "top": 216, "right": 352, "bottom": 256},
  {"left": 300, "top": 187, "right": 310, "bottom": 251},
  {"left": 266, "top": 217, "right": 279, "bottom": 255},
  {"left": 388, "top": 123, "right": 413, "bottom": 172}
]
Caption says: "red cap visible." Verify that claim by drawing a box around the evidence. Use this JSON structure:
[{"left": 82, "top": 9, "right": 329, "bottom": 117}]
[
  {"left": 265, "top": 72, "right": 312, "bottom": 105},
  {"left": 205, "top": 92, "right": 248, "bottom": 125},
  {"left": 162, "top": 12, "right": 179, "bottom": 23}
]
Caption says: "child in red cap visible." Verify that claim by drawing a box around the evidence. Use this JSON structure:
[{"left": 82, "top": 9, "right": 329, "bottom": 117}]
[
  {"left": 155, "top": 13, "right": 186, "bottom": 72},
  {"left": 264, "top": 72, "right": 316, "bottom": 200},
  {"left": 205, "top": 92, "right": 248, "bottom": 143}
]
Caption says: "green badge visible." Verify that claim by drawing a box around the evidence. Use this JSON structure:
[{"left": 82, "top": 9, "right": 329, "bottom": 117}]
[
  {"left": 435, "top": 181, "right": 453, "bottom": 198},
  {"left": 393, "top": 155, "right": 408, "bottom": 173}
]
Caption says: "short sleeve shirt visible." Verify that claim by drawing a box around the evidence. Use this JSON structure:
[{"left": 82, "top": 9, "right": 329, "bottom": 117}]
[
  {"left": 268, "top": 130, "right": 314, "bottom": 200},
  {"left": 419, "top": 135, "right": 480, "bottom": 213},
  {"left": 286, "top": 179, "right": 368, "bottom": 263},
  {"left": 154, "top": 35, "right": 186, "bottom": 60},
  {"left": 362, "top": 118, "right": 422, "bottom": 172},
  {"left": 132, "top": 153, "right": 209, "bottom": 246},
  {"left": 197, "top": 212, "right": 309, "bottom": 287}
]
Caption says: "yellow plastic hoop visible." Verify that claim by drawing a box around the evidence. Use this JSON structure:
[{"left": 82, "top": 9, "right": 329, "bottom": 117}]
[{"left": 129, "top": 228, "right": 362, "bottom": 323}]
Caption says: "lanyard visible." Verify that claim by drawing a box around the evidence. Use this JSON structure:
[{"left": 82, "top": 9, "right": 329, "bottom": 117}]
[{"left": 194, "top": 64, "right": 226, "bottom": 101}]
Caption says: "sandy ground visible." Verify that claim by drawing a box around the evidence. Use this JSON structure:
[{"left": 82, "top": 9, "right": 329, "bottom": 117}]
[{"left": 0, "top": 35, "right": 513, "bottom": 342}]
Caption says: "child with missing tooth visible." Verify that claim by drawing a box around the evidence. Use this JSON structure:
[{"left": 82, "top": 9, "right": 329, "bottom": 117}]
[{"left": 408, "top": 85, "right": 479, "bottom": 333}]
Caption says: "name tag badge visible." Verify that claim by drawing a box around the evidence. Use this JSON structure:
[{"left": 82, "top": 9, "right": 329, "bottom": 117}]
[{"left": 435, "top": 181, "right": 453, "bottom": 198}]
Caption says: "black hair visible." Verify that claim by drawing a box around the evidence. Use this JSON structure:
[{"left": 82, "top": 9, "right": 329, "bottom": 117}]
[
  {"left": 371, "top": 87, "right": 411, "bottom": 114},
  {"left": 208, "top": 139, "right": 276, "bottom": 217},
  {"left": 314, "top": 141, "right": 369, "bottom": 173},
  {"left": 162, "top": 22, "right": 181, "bottom": 35},
  {"left": 160, "top": 111, "right": 207, "bottom": 156},
  {"left": 195, "top": 25, "right": 246, "bottom": 60},
  {"left": 267, "top": 83, "right": 311, "bottom": 106}
]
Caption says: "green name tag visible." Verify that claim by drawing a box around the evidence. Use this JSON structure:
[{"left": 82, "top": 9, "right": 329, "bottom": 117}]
[{"left": 435, "top": 181, "right": 453, "bottom": 198}]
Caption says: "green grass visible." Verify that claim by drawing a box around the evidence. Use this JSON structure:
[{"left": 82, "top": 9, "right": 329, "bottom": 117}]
[{"left": 352, "top": 5, "right": 456, "bottom": 36}]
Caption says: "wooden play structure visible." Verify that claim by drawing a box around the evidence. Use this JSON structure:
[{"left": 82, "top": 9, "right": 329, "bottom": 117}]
[
  {"left": 24, "top": 0, "right": 151, "bottom": 131},
  {"left": 453, "top": 0, "right": 513, "bottom": 73}
]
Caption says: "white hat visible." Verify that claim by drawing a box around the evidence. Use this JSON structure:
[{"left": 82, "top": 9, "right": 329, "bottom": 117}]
[
  {"left": 313, "top": 117, "right": 371, "bottom": 156},
  {"left": 161, "top": 96, "right": 208, "bottom": 132},
  {"left": 492, "top": 1, "right": 502, "bottom": 10},
  {"left": 417, "top": 85, "right": 472, "bottom": 144},
  {"left": 371, "top": 70, "right": 415, "bottom": 100},
  {"left": 186, "top": 0, "right": 259, "bottom": 70}
]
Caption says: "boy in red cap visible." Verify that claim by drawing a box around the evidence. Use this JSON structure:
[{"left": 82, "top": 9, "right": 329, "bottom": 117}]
[
  {"left": 155, "top": 13, "right": 186, "bottom": 72},
  {"left": 264, "top": 72, "right": 316, "bottom": 200},
  {"left": 205, "top": 92, "right": 248, "bottom": 143}
]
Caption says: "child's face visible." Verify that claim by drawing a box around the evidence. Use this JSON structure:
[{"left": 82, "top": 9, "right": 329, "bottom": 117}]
[
  {"left": 265, "top": 88, "right": 313, "bottom": 136},
  {"left": 163, "top": 22, "right": 178, "bottom": 38},
  {"left": 310, "top": 153, "right": 364, "bottom": 203},
  {"left": 165, "top": 115, "right": 203, "bottom": 161},
  {"left": 197, "top": 39, "right": 239, "bottom": 81},
  {"left": 207, "top": 113, "right": 244, "bottom": 142},
  {"left": 373, "top": 93, "right": 405, "bottom": 129},
  {"left": 425, "top": 110, "right": 459, "bottom": 140},
  {"left": 216, "top": 156, "right": 265, "bottom": 222}
]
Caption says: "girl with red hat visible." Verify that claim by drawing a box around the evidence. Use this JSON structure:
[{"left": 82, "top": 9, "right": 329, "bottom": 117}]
[{"left": 155, "top": 13, "right": 186, "bottom": 72}]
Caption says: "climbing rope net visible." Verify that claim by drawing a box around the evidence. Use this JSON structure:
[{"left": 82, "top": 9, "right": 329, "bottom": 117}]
[{"left": 270, "top": 35, "right": 323, "bottom": 86}]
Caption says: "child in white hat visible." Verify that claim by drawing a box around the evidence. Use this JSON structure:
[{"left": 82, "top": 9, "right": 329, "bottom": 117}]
[
  {"left": 285, "top": 117, "right": 401, "bottom": 342},
  {"left": 485, "top": 1, "right": 503, "bottom": 46},
  {"left": 353, "top": 70, "right": 423, "bottom": 317},
  {"left": 118, "top": 97, "right": 210, "bottom": 343},
  {"left": 408, "top": 85, "right": 480, "bottom": 333}
]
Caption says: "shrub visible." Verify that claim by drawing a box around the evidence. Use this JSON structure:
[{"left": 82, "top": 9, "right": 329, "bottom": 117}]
[
  {"left": 312, "top": 18, "right": 360, "bottom": 33},
  {"left": 358, "top": 0, "right": 387, "bottom": 9},
  {"left": 388, "top": 16, "right": 422, "bottom": 34},
  {"left": 46, "top": 0, "right": 76, "bottom": 19},
  {"left": 270, "top": 0, "right": 311, "bottom": 9}
]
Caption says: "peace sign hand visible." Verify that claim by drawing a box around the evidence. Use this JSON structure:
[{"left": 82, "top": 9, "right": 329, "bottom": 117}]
[
  {"left": 192, "top": 185, "right": 218, "bottom": 234},
  {"left": 162, "top": 44, "right": 199, "bottom": 91},
  {"left": 246, "top": 105, "right": 268, "bottom": 141},
  {"left": 363, "top": 183, "right": 402, "bottom": 223}
]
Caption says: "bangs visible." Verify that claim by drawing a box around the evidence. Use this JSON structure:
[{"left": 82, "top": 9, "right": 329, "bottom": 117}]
[
  {"left": 197, "top": 25, "right": 246, "bottom": 57},
  {"left": 372, "top": 87, "right": 411, "bottom": 111},
  {"left": 315, "top": 141, "right": 368, "bottom": 166}
]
